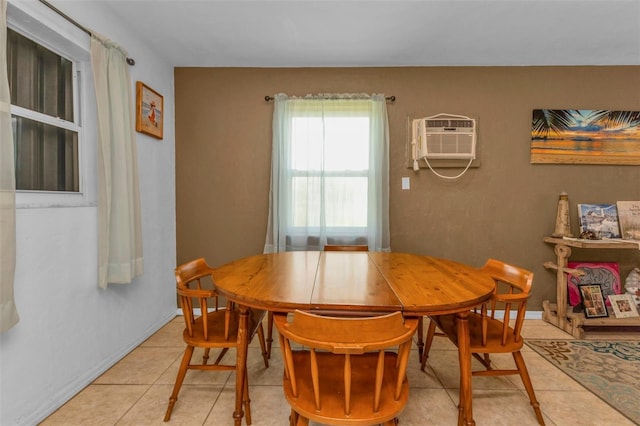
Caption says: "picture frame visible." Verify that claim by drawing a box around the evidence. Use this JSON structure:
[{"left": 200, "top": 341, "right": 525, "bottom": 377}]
[
  {"left": 578, "top": 284, "right": 609, "bottom": 318},
  {"left": 608, "top": 294, "right": 639, "bottom": 318},
  {"left": 136, "top": 81, "right": 163, "bottom": 139},
  {"left": 531, "top": 109, "right": 640, "bottom": 165},
  {"left": 566, "top": 262, "right": 621, "bottom": 307}
]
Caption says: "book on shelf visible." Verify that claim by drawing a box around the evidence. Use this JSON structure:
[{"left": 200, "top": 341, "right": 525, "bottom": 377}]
[
  {"left": 577, "top": 203, "right": 621, "bottom": 239},
  {"left": 617, "top": 201, "right": 640, "bottom": 241}
]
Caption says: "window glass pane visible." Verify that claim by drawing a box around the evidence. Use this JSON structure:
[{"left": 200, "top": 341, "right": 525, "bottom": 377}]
[
  {"left": 292, "top": 176, "right": 320, "bottom": 227},
  {"left": 323, "top": 117, "right": 369, "bottom": 171},
  {"left": 291, "top": 116, "right": 369, "bottom": 172},
  {"left": 292, "top": 177, "right": 367, "bottom": 227},
  {"left": 7, "top": 28, "right": 73, "bottom": 121},
  {"left": 291, "top": 117, "right": 323, "bottom": 171},
  {"left": 324, "top": 177, "right": 367, "bottom": 227},
  {"left": 12, "top": 115, "right": 79, "bottom": 192}
]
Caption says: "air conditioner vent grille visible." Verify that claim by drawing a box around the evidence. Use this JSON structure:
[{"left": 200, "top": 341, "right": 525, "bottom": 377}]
[{"left": 426, "top": 119, "right": 475, "bottom": 130}]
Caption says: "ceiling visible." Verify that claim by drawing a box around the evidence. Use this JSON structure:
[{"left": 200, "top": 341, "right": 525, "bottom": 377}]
[{"left": 74, "top": 0, "right": 640, "bottom": 67}]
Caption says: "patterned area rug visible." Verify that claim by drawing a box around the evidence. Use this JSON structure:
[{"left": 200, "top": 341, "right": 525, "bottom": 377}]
[{"left": 526, "top": 340, "right": 640, "bottom": 424}]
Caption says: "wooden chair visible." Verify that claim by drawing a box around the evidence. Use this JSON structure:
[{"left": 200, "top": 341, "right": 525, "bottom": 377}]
[
  {"left": 421, "top": 259, "right": 545, "bottom": 425},
  {"left": 164, "top": 258, "right": 269, "bottom": 423},
  {"left": 274, "top": 310, "right": 419, "bottom": 426},
  {"left": 265, "top": 243, "right": 369, "bottom": 359}
]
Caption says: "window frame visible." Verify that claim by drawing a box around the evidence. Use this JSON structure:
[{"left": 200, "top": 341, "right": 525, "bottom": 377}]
[{"left": 7, "top": 1, "right": 95, "bottom": 208}]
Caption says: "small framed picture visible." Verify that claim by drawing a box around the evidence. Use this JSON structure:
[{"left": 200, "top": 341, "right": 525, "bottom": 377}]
[
  {"left": 136, "top": 81, "right": 163, "bottom": 139},
  {"left": 608, "top": 294, "right": 639, "bottom": 318},
  {"left": 579, "top": 284, "right": 609, "bottom": 318}
]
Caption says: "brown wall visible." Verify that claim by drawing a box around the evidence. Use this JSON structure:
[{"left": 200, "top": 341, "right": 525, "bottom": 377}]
[{"left": 174, "top": 66, "right": 640, "bottom": 310}]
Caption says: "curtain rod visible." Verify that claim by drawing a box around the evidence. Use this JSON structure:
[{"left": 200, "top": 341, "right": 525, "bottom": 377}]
[
  {"left": 265, "top": 95, "right": 396, "bottom": 102},
  {"left": 38, "top": 0, "right": 135, "bottom": 66}
]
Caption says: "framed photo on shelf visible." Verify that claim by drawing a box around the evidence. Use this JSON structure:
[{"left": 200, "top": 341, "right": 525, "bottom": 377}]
[
  {"left": 608, "top": 294, "right": 639, "bottom": 318},
  {"left": 136, "top": 81, "right": 163, "bottom": 139},
  {"left": 579, "top": 284, "right": 608, "bottom": 318}
]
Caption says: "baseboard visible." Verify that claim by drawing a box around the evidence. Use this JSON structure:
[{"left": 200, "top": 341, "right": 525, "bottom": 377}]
[
  {"left": 525, "top": 311, "right": 543, "bottom": 320},
  {"left": 26, "top": 311, "right": 176, "bottom": 426}
]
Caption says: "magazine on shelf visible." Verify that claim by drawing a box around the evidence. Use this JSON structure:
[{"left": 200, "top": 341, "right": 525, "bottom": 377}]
[
  {"left": 617, "top": 201, "right": 640, "bottom": 241},
  {"left": 577, "top": 203, "right": 621, "bottom": 239}
]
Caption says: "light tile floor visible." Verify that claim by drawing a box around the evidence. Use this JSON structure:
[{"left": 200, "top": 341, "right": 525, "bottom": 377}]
[{"left": 40, "top": 318, "right": 635, "bottom": 426}]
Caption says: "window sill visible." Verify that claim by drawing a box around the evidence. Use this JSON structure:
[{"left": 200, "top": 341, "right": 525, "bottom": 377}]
[{"left": 16, "top": 191, "right": 95, "bottom": 209}]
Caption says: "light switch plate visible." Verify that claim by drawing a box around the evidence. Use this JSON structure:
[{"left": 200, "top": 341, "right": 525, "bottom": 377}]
[{"left": 402, "top": 177, "right": 410, "bottom": 190}]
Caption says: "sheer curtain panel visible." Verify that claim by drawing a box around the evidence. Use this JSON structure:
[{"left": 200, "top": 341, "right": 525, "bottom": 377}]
[
  {"left": 264, "top": 93, "right": 390, "bottom": 253},
  {"left": 0, "top": 0, "right": 19, "bottom": 331},
  {"left": 91, "top": 34, "right": 143, "bottom": 289}
]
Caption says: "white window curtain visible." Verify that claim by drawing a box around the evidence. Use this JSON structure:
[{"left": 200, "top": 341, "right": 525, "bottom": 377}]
[
  {"left": 91, "top": 34, "right": 143, "bottom": 289},
  {"left": 263, "top": 93, "right": 390, "bottom": 253},
  {"left": 0, "top": 0, "right": 19, "bottom": 332}
]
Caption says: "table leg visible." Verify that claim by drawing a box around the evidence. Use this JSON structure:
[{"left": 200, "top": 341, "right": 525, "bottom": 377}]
[
  {"left": 456, "top": 311, "right": 475, "bottom": 426},
  {"left": 417, "top": 317, "right": 424, "bottom": 363},
  {"left": 233, "top": 306, "right": 249, "bottom": 426},
  {"left": 267, "top": 311, "right": 274, "bottom": 358}
]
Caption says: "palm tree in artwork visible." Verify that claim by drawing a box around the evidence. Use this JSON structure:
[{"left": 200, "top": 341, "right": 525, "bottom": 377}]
[
  {"left": 532, "top": 109, "right": 575, "bottom": 139},
  {"left": 532, "top": 109, "right": 640, "bottom": 139}
]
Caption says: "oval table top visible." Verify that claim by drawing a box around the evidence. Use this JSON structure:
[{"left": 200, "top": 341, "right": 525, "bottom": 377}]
[{"left": 212, "top": 251, "right": 495, "bottom": 316}]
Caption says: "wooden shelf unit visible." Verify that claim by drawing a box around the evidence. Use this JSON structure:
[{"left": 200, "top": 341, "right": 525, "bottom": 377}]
[{"left": 542, "top": 236, "right": 640, "bottom": 339}]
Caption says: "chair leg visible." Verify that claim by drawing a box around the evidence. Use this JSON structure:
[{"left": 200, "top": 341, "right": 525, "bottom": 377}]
[
  {"left": 202, "top": 348, "right": 210, "bottom": 365},
  {"left": 416, "top": 316, "right": 424, "bottom": 363},
  {"left": 513, "top": 351, "right": 545, "bottom": 425},
  {"left": 473, "top": 352, "right": 492, "bottom": 370},
  {"left": 294, "top": 412, "right": 309, "bottom": 426},
  {"left": 164, "top": 345, "right": 194, "bottom": 421},
  {"left": 420, "top": 319, "right": 437, "bottom": 371},
  {"left": 256, "top": 322, "right": 269, "bottom": 368},
  {"left": 243, "top": 371, "right": 252, "bottom": 425},
  {"left": 267, "top": 311, "right": 274, "bottom": 359},
  {"left": 288, "top": 408, "right": 296, "bottom": 426},
  {"left": 213, "top": 347, "right": 229, "bottom": 365}
]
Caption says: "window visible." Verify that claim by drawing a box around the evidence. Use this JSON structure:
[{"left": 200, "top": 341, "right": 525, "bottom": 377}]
[
  {"left": 290, "top": 113, "right": 369, "bottom": 234},
  {"left": 264, "top": 94, "right": 390, "bottom": 252},
  {"left": 7, "top": 28, "right": 79, "bottom": 192},
  {"left": 6, "top": 1, "right": 93, "bottom": 207}
]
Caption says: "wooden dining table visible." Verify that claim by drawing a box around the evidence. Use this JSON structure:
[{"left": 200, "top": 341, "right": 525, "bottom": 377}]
[{"left": 212, "top": 251, "right": 496, "bottom": 426}]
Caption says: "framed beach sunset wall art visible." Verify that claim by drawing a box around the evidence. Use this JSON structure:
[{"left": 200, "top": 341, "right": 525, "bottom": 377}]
[{"left": 531, "top": 110, "right": 640, "bottom": 165}]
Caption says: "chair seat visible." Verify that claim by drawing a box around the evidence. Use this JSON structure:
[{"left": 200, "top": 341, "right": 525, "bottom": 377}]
[
  {"left": 183, "top": 308, "right": 266, "bottom": 348},
  {"left": 433, "top": 312, "right": 525, "bottom": 353},
  {"left": 283, "top": 351, "right": 408, "bottom": 425}
]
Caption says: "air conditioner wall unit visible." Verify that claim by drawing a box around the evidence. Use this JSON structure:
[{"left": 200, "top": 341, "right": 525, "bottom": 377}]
[{"left": 417, "top": 113, "right": 477, "bottom": 160}]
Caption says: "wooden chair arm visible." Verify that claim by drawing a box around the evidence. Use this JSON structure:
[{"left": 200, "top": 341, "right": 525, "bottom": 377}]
[
  {"left": 492, "top": 293, "right": 528, "bottom": 304},
  {"left": 177, "top": 287, "right": 218, "bottom": 299}
]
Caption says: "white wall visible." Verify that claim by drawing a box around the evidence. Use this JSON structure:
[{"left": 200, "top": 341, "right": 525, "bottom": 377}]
[{"left": 0, "top": 1, "right": 177, "bottom": 424}]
